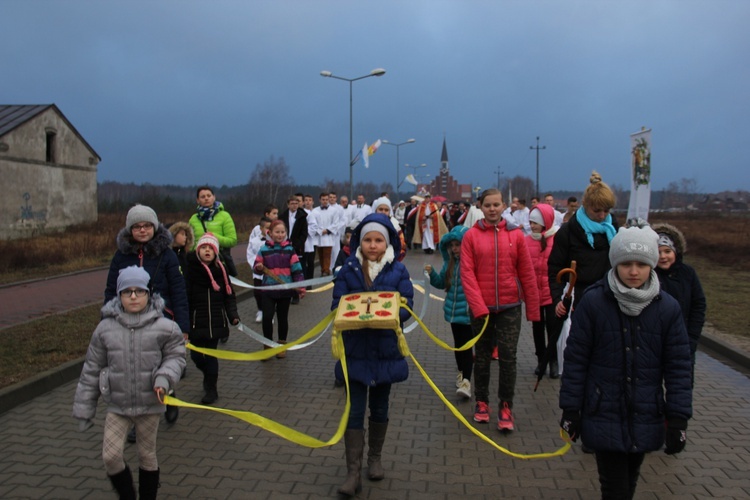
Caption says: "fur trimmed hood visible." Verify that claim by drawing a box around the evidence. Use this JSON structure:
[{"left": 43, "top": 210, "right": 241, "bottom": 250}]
[
  {"left": 115, "top": 224, "right": 173, "bottom": 257},
  {"left": 650, "top": 222, "right": 687, "bottom": 256},
  {"left": 168, "top": 221, "right": 195, "bottom": 250}
]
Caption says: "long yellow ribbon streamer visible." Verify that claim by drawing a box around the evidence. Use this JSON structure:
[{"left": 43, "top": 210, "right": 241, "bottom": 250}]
[
  {"left": 164, "top": 334, "right": 350, "bottom": 448},
  {"left": 176, "top": 306, "right": 570, "bottom": 458},
  {"left": 187, "top": 311, "right": 336, "bottom": 361}
]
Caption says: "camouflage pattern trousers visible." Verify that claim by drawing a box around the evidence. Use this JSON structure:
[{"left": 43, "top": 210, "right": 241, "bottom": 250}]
[{"left": 471, "top": 305, "right": 522, "bottom": 406}]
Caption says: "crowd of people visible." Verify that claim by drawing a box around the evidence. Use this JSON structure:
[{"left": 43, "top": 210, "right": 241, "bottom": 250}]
[{"left": 72, "top": 174, "right": 705, "bottom": 499}]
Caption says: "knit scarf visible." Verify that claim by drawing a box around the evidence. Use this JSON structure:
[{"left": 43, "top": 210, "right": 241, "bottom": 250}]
[
  {"left": 200, "top": 258, "right": 233, "bottom": 295},
  {"left": 607, "top": 268, "right": 659, "bottom": 316},
  {"left": 197, "top": 201, "right": 221, "bottom": 222},
  {"left": 576, "top": 206, "right": 617, "bottom": 248},
  {"left": 356, "top": 245, "right": 395, "bottom": 282}
]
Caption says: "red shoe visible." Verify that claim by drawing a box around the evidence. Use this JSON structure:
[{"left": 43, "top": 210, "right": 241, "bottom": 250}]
[
  {"left": 473, "top": 401, "right": 490, "bottom": 423},
  {"left": 492, "top": 346, "right": 499, "bottom": 360},
  {"left": 497, "top": 402, "right": 514, "bottom": 432}
]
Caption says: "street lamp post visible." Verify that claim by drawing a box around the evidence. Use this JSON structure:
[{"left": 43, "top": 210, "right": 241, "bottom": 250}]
[
  {"left": 493, "top": 166, "right": 503, "bottom": 190},
  {"left": 529, "top": 136, "right": 546, "bottom": 199},
  {"left": 382, "top": 138, "right": 415, "bottom": 195},
  {"left": 320, "top": 68, "right": 386, "bottom": 200}
]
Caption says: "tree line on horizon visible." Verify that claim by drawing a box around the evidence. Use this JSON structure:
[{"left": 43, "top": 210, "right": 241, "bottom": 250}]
[{"left": 97, "top": 156, "right": 741, "bottom": 214}]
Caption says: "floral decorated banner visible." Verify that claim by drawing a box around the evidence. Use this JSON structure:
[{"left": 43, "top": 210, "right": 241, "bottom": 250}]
[{"left": 627, "top": 128, "right": 652, "bottom": 224}]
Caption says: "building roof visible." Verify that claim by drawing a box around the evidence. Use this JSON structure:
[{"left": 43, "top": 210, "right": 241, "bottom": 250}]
[{"left": 0, "top": 104, "right": 100, "bottom": 161}]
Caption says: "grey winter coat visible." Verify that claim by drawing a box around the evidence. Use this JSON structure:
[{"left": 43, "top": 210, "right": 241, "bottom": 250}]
[{"left": 72, "top": 294, "right": 186, "bottom": 422}]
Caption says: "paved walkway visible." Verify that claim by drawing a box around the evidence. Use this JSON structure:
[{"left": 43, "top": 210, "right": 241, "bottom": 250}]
[{"left": 1, "top": 252, "right": 749, "bottom": 498}]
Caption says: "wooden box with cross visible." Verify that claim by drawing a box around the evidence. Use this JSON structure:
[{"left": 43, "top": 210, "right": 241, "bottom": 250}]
[{"left": 333, "top": 292, "right": 402, "bottom": 332}]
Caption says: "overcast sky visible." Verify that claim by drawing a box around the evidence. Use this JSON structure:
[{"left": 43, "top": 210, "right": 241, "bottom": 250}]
[{"left": 3, "top": 0, "right": 748, "bottom": 194}]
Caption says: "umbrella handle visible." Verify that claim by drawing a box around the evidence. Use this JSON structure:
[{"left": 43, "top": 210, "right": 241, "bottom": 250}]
[{"left": 556, "top": 261, "right": 577, "bottom": 300}]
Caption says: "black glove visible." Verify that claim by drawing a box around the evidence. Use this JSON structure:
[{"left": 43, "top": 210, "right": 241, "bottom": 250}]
[
  {"left": 664, "top": 418, "right": 688, "bottom": 455},
  {"left": 560, "top": 410, "right": 581, "bottom": 442}
]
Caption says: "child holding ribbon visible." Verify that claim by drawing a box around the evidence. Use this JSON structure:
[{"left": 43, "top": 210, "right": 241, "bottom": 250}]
[
  {"left": 73, "top": 266, "right": 185, "bottom": 499},
  {"left": 187, "top": 232, "right": 240, "bottom": 404},
  {"left": 331, "top": 213, "right": 414, "bottom": 496},
  {"left": 425, "top": 225, "right": 474, "bottom": 399},
  {"left": 254, "top": 220, "right": 306, "bottom": 358}
]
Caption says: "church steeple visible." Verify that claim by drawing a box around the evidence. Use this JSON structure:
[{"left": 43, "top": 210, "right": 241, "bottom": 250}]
[{"left": 441, "top": 137, "right": 449, "bottom": 174}]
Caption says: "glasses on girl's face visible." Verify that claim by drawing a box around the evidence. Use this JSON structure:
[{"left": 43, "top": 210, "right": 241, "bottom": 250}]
[
  {"left": 131, "top": 223, "right": 154, "bottom": 231},
  {"left": 120, "top": 288, "right": 149, "bottom": 298}
]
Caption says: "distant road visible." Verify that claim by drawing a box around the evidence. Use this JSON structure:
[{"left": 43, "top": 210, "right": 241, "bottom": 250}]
[{"left": 0, "top": 243, "right": 248, "bottom": 330}]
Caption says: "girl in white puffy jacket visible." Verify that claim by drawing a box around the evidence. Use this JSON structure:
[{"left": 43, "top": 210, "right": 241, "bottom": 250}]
[{"left": 73, "top": 266, "right": 185, "bottom": 499}]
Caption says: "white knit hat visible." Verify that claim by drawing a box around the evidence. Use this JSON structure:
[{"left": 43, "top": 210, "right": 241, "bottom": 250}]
[
  {"left": 371, "top": 196, "right": 392, "bottom": 214},
  {"left": 360, "top": 221, "right": 390, "bottom": 243},
  {"left": 609, "top": 225, "right": 659, "bottom": 268},
  {"left": 126, "top": 205, "right": 159, "bottom": 230}
]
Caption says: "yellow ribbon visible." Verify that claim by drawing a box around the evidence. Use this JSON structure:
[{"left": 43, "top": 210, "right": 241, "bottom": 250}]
[
  {"left": 164, "top": 337, "right": 350, "bottom": 448},
  {"left": 187, "top": 310, "right": 336, "bottom": 361},
  {"left": 177, "top": 305, "right": 570, "bottom": 458}
]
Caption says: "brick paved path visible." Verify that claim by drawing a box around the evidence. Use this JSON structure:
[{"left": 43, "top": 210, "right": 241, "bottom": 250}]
[{"left": 0, "top": 251, "right": 749, "bottom": 499}]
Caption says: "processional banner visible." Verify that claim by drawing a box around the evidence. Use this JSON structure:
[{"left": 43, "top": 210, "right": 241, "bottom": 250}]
[{"left": 626, "top": 128, "right": 652, "bottom": 224}]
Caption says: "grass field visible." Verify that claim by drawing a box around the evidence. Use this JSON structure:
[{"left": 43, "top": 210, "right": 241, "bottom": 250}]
[{"left": 0, "top": 211, "right": 747, "bottom": 389}]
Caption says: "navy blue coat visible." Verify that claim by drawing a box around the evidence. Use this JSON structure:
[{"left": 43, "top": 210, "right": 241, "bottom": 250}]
[
  {"left": 105, "top": 225, "right": 190, "bottom": 333},
  {"left": 559, "top": 277, "right": 692, "bottom": 453},
  {"left": 332, "top": 214, "right": 414, "bottom": 387}
]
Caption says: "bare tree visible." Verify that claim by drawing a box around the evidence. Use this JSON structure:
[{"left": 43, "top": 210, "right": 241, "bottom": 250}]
[{"left": 248, "top": 156, "right": 294, "bottom": 206}]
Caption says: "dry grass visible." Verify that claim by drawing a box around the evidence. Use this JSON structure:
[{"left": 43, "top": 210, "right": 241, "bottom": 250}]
[
  {"left": 0, "top": 211, "right": 747, "bottom": 390},
  {"left": 0, "top": 212, "right": 259, "bottom": 285}
]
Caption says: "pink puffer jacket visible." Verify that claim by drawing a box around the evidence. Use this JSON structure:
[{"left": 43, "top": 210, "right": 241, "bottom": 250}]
[
  {"left": 460, "top": 219, "right": 540, "bottom": 321},
  {"left": 525, "top": 203, "right": 559, "bottom": 307}
]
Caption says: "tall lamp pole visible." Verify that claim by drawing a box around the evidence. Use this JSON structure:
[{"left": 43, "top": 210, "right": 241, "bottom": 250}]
[
  {"left": 320, "top": 68, "right": 386, "bottom": 200},
  {"left": 493, "top": 166, "right": 503, "bottom": 190},
  {"left": 530, "top": 136, "right": 546, "bottom": 199},
  {"left": 382, "top": 138, "right": 415, "bottom": 195}
]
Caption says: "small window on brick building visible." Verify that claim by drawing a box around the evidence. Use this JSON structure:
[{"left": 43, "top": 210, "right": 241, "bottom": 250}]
[{"left": 46, "top": 130, "right": 56, "bottom": 163}]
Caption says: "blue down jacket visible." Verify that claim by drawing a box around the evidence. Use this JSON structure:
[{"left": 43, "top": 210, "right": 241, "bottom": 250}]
[
  {"left": 332, "top": 214, "right": 414, "bottom": 387},
  {"left": 428, "top": 225, "right": 471, "bottom": 325},
  {"left": 559, "top": 277, "right": 693, "bottom": 453}
]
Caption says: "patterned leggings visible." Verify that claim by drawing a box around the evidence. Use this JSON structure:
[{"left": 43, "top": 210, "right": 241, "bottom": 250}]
[
  {"left": 102, "top": 412, "right": 160, "bottom": 475},
  {"left": 471, "top": 306, "right": 521, "bottom": 405}
]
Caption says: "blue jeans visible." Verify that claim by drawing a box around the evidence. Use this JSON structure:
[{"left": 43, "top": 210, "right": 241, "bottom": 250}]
[{"left": 347, "top": 380, "right": 391, "bottom": 429}]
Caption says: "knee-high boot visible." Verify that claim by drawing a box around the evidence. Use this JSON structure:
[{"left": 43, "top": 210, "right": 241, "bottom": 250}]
[
  {"left": 107, "top": 465, "right": 136, "bottom": 500},
  {"left": 367, "top": 419, "right": 388, "bottom": 480},
  {"left": 338, "top": 429, "right": 365, "bottom": 496},
  {"left": 138, "top": 468, "right": 160, "bottom": 500}
]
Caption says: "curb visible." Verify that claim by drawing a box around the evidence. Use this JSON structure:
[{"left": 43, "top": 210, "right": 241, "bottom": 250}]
[{"left": 1, "top": 327, "right": 747, "bottom": 417}]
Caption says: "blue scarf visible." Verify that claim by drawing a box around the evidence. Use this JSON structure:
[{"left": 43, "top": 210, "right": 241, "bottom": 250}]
[
  {"left": 576, "top": 206, "right": 616, "bottom": 248},
  {"left": 197, "top": 201, "right": 220, "bottom": 222}
]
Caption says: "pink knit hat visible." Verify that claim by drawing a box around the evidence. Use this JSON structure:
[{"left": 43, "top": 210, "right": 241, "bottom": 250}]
[{"left": 196, "top": 232, "right": 232, "bottom": 294}]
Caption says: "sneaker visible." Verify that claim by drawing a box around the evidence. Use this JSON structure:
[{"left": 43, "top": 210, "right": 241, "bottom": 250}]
[
  {"left": 457, "top": 379, "right": 472, "bottom": 399},
  {"left": 456, "top": 372, "right": 463, "bottom": 388},
  {"left": 255, "top": 311, "right": 263, "bottom": 323},
  {"left": 497, "top": 402, "right": 514, "bottom": 432},
  {"left": 473, "top": 401, "right": 490, "bottom": 423},
  {"left": 492, "top": 346, "right": 499, "bottom": 360}
]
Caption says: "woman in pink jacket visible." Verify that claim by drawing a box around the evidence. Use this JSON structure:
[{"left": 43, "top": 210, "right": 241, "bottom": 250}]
[
  {"left": 525, "top": 203, "right": 561, "bottom": 379},
  {"left": 460, "top": 189, "right": 540, "bottom": 432}
]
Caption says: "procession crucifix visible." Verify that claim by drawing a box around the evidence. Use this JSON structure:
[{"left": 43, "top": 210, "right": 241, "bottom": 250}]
[{"left": 362, "top": 296, "right": 379, "bottom": 314}]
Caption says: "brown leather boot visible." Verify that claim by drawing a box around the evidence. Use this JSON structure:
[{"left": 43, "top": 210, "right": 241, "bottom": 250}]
[
  {"left": 338, "top": 429, "right": 365, "bottom": 496},
  {"left": 276, "top": 340, "right": 287, "bottom": 358},
  {"left": 367, "top": 419, "right": 388, "bottom": 480}
]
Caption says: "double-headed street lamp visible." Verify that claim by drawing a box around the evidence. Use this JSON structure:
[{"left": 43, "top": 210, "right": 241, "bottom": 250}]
[
  {"left": 382, "top": 138, "right": 415, "bottom": 194},
  {"left": 320, "top": 68, "right": 386, "bottom": 199}
]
